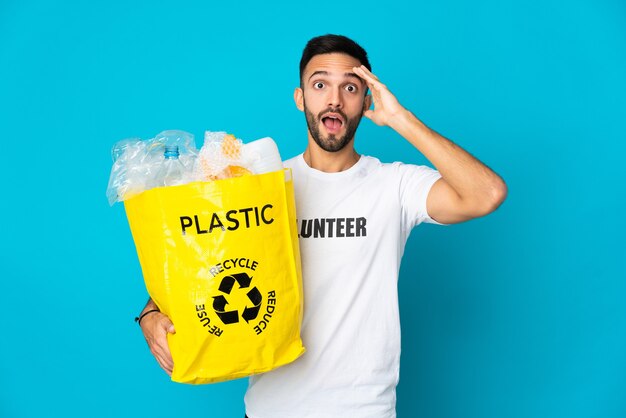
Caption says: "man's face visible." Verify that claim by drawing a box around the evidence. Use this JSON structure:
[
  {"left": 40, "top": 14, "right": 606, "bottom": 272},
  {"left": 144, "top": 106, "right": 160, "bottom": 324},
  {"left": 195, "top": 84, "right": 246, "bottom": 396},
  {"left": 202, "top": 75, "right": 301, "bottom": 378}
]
[{"left": 295, "top": 53, "right": 371, "bottom": 152}]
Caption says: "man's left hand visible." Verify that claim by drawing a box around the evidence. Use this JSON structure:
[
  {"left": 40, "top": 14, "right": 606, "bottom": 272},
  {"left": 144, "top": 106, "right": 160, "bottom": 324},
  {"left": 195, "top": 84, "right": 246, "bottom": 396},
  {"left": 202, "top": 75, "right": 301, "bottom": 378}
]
[{"left": 353, "top": 65, "right": 406, "bottom": 127}]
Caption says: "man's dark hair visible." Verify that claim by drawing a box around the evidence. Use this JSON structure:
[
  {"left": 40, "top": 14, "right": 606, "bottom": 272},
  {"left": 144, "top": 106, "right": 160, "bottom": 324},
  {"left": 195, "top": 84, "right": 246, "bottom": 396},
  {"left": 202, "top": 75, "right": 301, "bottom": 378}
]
[{"left": 299, "top": 34, "right": 371, "bottom": 84}]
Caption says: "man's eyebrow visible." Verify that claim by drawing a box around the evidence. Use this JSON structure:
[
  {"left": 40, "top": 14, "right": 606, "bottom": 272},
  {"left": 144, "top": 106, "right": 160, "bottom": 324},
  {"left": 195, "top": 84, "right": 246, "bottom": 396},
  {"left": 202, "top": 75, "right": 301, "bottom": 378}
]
[
  {"left": 307, "top": 71, "right": 364, "bottom": 85},
  {"left": 308, "top": 70, "right": 329, "bottom": 81}
]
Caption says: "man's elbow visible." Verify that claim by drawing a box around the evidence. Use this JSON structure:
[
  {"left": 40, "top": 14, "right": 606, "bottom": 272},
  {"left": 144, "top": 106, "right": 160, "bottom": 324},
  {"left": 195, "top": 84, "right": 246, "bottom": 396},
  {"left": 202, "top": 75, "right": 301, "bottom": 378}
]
[
  {"left": 463, "top": 179, "right": 507, "bottom": 219},
  {"left": 481, "top": 179, "right": 508, "bottom": 216}
]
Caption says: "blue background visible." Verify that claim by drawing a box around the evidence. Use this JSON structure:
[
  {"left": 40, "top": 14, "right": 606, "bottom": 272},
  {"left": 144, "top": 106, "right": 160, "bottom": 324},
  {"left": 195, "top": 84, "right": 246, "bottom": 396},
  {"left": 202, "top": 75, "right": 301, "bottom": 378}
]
[{"left": 1, "top": 1, "right": 624, "bottom": 417}]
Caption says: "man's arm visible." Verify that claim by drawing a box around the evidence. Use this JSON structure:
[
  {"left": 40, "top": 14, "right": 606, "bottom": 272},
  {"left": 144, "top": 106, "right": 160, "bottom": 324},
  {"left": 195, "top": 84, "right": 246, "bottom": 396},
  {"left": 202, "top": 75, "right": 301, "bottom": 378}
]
[
  {"left": 353, "top": 65, "right": 507, "bottom": 224},
  {"left": 138, "top": 298, "right": 176, "bottom": 376}
]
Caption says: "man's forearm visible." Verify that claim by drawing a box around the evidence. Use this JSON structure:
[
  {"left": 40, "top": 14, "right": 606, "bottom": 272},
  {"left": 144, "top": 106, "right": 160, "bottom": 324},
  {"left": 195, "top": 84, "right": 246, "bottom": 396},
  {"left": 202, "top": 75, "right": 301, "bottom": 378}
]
[{"left": 388, "top": 109, "right": 507, "bottom": 207}]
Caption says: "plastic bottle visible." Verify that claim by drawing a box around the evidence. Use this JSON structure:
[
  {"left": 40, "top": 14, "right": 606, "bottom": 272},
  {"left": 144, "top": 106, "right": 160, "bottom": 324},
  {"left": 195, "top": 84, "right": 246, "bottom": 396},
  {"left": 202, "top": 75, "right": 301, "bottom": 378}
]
[
  {"left": 244, "top": 137, "right": 283, "bottom": 174},
  {"left": 155, "top": 145, "right": 187, "bottom": 187}
]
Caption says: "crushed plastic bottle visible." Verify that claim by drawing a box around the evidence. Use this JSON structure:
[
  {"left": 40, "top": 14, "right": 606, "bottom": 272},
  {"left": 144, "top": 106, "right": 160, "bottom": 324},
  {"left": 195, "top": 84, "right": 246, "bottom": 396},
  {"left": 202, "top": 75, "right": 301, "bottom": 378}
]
[{"left": 154, "top": 145, "right": 186, "bottom": 187}]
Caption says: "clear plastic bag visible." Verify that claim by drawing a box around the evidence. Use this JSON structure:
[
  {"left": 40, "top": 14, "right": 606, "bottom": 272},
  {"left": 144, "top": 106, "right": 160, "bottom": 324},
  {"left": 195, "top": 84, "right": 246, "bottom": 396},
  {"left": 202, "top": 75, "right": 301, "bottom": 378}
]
[
  {"left": 107, "top": 130, "right": 283, "bottom": 205},
  {"left": 106, "top": 130, "right": 197, "bottom": 205},
  {"left": 194, "top": 131, "right": 253, "bottom": 180}
]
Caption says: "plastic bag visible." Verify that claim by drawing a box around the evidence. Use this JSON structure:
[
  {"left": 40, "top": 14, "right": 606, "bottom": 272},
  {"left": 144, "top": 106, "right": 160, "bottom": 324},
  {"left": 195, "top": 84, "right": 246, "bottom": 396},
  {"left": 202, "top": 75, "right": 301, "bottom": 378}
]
[{"left": 124, "top": 169, "right": 305, "bottom": 384}]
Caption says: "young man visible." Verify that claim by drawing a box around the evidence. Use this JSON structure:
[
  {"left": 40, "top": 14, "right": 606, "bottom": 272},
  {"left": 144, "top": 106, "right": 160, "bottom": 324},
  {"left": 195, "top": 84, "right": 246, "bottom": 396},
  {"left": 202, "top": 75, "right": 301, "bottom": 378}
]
[{"left": 139, "top": 34, "right": 507, "bottom": 418}]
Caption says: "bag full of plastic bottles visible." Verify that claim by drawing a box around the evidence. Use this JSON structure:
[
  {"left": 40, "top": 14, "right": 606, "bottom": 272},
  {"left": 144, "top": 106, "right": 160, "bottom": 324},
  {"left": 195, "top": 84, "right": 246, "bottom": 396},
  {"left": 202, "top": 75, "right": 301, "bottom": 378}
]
[{"left": 108, "top": 130, "right": 305, "bottom": 384}]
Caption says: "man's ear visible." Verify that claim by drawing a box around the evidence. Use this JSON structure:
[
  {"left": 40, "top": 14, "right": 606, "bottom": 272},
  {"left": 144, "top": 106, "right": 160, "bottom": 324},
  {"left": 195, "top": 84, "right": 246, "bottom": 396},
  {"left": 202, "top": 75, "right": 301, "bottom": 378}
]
[
  {"left": 294, "top": 87, "right": 304, "bottom": 112},
  {"left": 363, "top": 94, "right": 372, "bottom": 112}
]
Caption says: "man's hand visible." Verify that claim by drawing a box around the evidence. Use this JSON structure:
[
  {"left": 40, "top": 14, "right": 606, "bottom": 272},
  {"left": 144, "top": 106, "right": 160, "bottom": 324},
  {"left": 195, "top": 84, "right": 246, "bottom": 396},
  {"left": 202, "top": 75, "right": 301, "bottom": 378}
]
[
  {"left": 139, "top": 307, "right": 176, "bottom": 376},
  {"left": 353, "top": 65, "right": 406, "bottom": 127}
]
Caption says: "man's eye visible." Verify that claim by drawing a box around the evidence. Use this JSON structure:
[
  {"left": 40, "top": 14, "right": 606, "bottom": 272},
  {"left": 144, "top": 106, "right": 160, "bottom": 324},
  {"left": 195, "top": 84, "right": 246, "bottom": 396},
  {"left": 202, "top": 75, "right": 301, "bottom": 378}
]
[
  {"left": 345, "top": 84, "right": 357, "bottom": 93},
  {"left": 314, "top": 82, "right": 325, "bottom": 89}
]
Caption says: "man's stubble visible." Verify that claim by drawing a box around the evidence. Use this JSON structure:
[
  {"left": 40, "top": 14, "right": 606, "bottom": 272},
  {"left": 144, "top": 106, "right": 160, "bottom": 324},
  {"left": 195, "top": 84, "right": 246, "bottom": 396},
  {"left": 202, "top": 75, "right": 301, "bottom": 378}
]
[{"left": 303, "top": 99, "right": 364, "bottom": 153}]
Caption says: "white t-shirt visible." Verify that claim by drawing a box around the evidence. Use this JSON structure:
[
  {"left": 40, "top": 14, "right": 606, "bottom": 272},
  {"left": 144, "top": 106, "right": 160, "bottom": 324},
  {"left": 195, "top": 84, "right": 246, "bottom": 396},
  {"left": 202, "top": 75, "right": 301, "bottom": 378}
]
[{"left": 244, "top": 154, "right": 444, "bottom": 418}]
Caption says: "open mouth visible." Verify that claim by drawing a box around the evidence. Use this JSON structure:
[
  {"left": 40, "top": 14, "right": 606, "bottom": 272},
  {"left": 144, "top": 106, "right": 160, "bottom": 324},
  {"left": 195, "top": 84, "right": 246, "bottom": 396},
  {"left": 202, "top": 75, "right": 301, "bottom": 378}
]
[{"left": 321, "top": 113, "right": 344, "bottom": 133}]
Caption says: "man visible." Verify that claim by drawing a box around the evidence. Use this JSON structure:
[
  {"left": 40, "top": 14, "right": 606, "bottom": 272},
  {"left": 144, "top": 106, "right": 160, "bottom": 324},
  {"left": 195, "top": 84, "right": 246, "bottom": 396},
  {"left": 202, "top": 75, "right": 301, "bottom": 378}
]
[{"left": 138, "top": 34, "right": 507, "bottom": 417}]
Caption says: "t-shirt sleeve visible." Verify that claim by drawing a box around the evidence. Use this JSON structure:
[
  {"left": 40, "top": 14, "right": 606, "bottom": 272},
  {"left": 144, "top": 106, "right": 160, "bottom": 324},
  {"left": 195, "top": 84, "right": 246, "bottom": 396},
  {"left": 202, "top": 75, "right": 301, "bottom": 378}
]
[{"left": 395, "top": 162, "right": 447, "bottom": 230}]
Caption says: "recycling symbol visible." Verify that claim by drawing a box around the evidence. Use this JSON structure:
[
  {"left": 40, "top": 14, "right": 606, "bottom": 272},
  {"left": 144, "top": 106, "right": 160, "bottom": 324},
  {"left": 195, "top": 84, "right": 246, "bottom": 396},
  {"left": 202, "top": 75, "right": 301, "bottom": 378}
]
[{"left": 212, "top": 272, "right": 262, "bottom": 325}]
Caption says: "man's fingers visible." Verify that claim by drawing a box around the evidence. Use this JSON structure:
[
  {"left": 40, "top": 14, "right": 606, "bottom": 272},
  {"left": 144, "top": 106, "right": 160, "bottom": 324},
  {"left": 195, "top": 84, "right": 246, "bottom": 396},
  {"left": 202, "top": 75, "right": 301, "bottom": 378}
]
[
  {"left": 154, "top": 353, "right": 173, "bottom": 376},
  {"left": 353, "top": 64, "right": 376, "bottom": 78},
  {"left": 158, "top": 353, "right": 173, "bottom": 374},
  {"left": 140, "top": 311, "right": 175, "bottom": 376},
  {"left": 151, "top": 341, "right": 174, "bottom": 373},
  {"left": 155, "top": 323, "right": 175, "bottom": 369},
  {"left": 353, "top": 65, "right": 381, "bottom": 87},
  {"left": 151, "top": 343, "right": 173, "bottom": 365},
  {"left": 157, "top": 314, "right": 176, "bottom": 334}
]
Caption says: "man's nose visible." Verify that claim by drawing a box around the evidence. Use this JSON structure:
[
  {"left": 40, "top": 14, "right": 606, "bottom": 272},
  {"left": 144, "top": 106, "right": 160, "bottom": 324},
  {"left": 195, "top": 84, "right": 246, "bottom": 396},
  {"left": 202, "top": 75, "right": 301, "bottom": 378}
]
[{"left": 327, "top": 87, "right": 342, "bottom": 109}]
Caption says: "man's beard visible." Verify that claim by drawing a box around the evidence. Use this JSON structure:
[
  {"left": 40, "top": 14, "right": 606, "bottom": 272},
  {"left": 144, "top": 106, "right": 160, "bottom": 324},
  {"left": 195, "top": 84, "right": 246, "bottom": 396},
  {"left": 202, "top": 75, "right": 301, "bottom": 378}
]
[{"left": 304, "top": 102, "right": 363, "bottom": 153}]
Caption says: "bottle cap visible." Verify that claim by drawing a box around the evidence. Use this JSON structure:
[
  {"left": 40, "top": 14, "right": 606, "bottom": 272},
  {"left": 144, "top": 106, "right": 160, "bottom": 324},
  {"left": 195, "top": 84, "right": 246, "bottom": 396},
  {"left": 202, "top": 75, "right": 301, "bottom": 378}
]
[{"left": 164, "top": 145, "right": 180, "bottom": 159}]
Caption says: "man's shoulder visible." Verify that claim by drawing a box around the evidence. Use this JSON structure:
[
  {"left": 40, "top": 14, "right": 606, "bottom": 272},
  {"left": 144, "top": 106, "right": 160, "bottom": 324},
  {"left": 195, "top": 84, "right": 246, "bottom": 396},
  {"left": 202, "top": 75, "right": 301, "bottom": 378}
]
[
  {"left": 360, "top": 155, "right": 413, "bottom": 173},
  {"left": 366, "top": 156, "right": 436, "bottom": 173}
]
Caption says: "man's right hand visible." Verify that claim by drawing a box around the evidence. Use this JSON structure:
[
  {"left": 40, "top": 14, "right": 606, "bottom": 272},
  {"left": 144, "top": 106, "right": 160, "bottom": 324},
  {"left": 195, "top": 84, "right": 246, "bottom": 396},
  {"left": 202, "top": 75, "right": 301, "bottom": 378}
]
[{"left": 139, "top": 302, "right": 176, "bottom": 376}]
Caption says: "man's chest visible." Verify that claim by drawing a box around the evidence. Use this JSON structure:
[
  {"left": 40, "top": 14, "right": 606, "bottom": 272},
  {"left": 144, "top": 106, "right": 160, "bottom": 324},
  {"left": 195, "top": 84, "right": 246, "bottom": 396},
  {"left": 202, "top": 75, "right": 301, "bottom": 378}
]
[{"left": 292, "top": 176, "right": 401, "bottom": 248}]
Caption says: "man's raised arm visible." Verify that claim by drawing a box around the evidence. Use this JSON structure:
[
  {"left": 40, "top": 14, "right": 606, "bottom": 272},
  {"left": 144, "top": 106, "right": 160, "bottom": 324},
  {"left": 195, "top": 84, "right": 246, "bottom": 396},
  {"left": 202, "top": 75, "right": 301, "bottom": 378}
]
[{"left": 353, "top": 65, "right": 507, "bottom": 224}]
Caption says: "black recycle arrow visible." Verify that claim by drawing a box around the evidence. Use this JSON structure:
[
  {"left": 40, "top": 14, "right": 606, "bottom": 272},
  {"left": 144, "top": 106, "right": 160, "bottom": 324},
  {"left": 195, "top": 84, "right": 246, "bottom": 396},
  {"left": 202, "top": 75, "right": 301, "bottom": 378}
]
[
  {"left": 242, "top": 305, "right": 260, "bottom": 323},
  {"left": 212, "top": 295, "right": 228, "bottom": 311},
  {"left": 212, "top": 295, "right": 239, "bottom": 324},
  {"left": 218, "top": 275, "right": 236, "bottom": 294},
  {"left": 216, "top": 310, "right": 239, "bottom": 324},
  {"left": 233, "top": 273, "right": 252, "bottom": 289},
  {"left": 242, "top": 286, "right": 263, "bottom": 323},
  {"left": 247, "top": 286, "right": 262, "bottom": 305},
  {"left": 211, "top": 272, "right": 261, "bottom": 325}
]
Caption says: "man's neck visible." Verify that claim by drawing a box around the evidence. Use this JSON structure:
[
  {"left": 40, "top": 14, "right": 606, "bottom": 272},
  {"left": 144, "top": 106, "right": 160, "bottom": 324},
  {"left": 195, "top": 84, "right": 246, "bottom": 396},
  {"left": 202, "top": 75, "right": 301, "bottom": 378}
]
[{"left": 302, "top": 144, "right": 361, "bottom": 173}]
